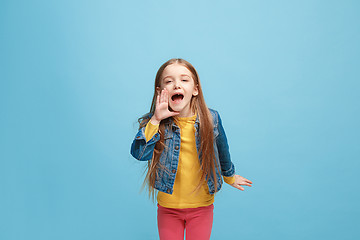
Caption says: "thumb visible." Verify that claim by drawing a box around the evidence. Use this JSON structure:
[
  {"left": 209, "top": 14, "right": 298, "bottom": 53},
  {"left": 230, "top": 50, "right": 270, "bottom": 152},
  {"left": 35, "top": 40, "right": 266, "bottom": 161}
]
[{"left": 169, "top": 111, "right": 180, "bottom": 117}]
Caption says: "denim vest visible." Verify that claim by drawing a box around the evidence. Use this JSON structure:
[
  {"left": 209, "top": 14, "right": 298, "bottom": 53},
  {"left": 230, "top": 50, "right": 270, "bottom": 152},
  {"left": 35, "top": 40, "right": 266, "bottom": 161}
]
[{"left": 130, "top": 108, "right": 235, "bottom": 194}]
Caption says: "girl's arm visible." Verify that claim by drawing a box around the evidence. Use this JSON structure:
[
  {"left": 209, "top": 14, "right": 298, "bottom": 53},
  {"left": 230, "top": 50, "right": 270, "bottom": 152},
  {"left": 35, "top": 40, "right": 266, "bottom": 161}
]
[
  {"left": 130, "top": 124, "right": 160, "bottom": 161},
  {"left": 215, "top": 110, "right": 235, "bottom": 177},
  {"left": 214, "top": 111, "right": 253, "bottom": 190},
  {"left": 130, "top": 88, "right": 178, "bottom": 161}
]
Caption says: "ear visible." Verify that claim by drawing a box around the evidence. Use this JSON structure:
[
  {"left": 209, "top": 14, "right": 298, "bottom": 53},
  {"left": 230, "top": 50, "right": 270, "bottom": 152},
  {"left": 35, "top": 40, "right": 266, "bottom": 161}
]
[
  {"left": 156, "top": 87, "right": 161, "bottom": 95},
  {"left": 193, "top": 85, "right": 199, "bottom": 96}
]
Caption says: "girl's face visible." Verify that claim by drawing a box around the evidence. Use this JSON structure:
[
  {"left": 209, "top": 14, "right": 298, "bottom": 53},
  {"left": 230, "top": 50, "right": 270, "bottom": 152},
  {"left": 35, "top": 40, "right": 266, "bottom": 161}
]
[{"left": 158, "top": 63, "right": 199, "bottom": 117}]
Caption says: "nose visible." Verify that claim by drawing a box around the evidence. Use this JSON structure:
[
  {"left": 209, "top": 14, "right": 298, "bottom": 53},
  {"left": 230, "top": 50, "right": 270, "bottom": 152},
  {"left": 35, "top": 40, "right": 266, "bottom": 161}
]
[{"left": 174, "top": 80, "right": 181, "bottom": 89}]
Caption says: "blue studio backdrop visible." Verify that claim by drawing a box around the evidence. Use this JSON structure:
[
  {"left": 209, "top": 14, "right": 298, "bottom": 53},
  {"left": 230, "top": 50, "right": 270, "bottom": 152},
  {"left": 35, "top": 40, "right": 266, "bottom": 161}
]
[{"left": 1, "top": 0, "right": 359, "bottom": 239}]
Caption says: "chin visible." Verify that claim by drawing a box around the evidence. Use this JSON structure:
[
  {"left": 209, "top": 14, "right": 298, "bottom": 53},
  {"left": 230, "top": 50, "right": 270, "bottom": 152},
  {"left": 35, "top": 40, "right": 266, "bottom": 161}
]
[{"left": 169, "top": 105, "right": 184, "bottom": 112}]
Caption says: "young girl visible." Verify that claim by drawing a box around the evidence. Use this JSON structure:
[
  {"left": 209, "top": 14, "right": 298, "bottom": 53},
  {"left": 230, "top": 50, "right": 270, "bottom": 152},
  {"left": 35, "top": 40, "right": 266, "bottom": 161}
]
[{"left": 130, "top": 58, "right": 252, "bottom": 240}]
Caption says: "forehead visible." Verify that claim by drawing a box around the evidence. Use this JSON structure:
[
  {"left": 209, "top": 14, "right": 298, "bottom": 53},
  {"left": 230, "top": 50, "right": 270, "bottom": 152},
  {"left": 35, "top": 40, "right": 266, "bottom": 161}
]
[{"left": 161, "top": 64, "right": 192, "bottom": 79}]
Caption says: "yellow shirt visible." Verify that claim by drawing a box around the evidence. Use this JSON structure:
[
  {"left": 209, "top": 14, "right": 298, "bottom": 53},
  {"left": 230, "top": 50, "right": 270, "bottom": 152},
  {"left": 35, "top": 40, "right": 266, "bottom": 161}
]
[{"left": 145, "top": 115, "right": 235, "bottom": 208}]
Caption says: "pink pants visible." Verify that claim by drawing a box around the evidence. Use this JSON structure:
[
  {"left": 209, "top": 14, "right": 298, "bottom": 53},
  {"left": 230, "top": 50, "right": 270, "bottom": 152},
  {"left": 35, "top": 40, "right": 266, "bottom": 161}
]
[{"left": 157, "top": 204, "right": 214, "bottom": 240}]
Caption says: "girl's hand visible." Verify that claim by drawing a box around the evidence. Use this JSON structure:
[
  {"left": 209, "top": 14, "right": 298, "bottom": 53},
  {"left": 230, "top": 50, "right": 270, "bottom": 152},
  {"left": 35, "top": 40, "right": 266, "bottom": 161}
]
[
  {"left": 230, "top": 175, "right": 252, "bottom": 191},
  {"left": 151, "top": 88, "right": 179, "bottom": 124}
]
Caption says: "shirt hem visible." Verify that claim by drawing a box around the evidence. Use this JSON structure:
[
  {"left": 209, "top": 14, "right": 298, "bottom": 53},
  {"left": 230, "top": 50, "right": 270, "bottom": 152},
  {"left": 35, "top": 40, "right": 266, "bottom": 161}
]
[{"left": 157, "top": 199, "right": 215, "bottom": 209}]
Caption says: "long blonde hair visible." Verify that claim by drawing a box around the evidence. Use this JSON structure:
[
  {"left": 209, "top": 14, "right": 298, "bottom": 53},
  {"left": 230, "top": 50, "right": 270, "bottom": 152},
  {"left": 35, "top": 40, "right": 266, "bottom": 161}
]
[{"left": 138, "top": 58, "right": 219, "bottom": 198}]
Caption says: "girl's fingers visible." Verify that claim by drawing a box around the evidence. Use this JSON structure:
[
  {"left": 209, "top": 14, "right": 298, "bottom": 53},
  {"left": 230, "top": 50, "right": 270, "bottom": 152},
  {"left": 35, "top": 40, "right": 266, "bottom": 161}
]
[
  {"left": 160, "top": 89, "right": 165, "bottom": 103},
  {"left": 156, "top": 94, "right": 160, "bottom": 106},
  {"left": 160, "top": 88, "right": 169, "bottom": 105},
  {"left": 244, "top": 178, "right": 252, "bottom": 183},
  {"left": 241, "top": 183, "right": 252, "bottom": 187},
  {"left": 241, "top": 179, "right": 252, "bottom": 184},
  {"left": 164, "top": 89, "right": 168, "bottom": 103},
  {"left": 236, "top": 185, "right": 244, "bottom": 191},
  {"left": 232, "top": 175, "right": 252, "bottom": 190},
  {"left": 239, "top": 176, "right": 252, "bottom": 184},
  {"left": 238, "top": 180, "right": 252, "bottom": 186},
  {"left": 169, "top": 111, "right": 180, "bottom": 117}
]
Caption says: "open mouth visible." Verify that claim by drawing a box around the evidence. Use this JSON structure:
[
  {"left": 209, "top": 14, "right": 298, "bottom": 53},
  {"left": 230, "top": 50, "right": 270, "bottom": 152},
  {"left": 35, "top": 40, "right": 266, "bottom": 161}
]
[{"left": 171, "top": 94, "right": 184, "bottom": 103}]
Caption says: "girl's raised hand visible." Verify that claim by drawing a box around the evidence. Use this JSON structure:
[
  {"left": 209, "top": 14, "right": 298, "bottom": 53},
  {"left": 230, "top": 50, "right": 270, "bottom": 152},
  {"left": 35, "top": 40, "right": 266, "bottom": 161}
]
[
  {"left": 230, "top": 175, "right": 252, "bottom": 191},
  {"left": 150, "top": 88, "right": 179, "bottom": 124}
]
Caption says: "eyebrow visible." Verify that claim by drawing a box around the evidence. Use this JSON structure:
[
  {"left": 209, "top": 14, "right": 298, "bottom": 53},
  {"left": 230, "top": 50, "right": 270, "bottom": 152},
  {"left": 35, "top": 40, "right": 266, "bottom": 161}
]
[{"left": 163, "top": 74, "right": 191, "bottom": 80}]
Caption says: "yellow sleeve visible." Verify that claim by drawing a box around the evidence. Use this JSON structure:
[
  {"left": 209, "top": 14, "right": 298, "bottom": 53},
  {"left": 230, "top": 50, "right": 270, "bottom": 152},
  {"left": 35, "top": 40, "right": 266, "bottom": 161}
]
[
  {"left": 144, "top": 120, "right": 159, "bottom": 142},
  {"left": 223, "top": 175, "right": 235, "bottom": 185}
]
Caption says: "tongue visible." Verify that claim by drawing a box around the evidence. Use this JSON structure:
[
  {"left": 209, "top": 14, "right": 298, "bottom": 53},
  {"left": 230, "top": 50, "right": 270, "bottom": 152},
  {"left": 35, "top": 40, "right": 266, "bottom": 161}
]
[{"left": 172, "top": 95, "right": 183, "bottom": 103}]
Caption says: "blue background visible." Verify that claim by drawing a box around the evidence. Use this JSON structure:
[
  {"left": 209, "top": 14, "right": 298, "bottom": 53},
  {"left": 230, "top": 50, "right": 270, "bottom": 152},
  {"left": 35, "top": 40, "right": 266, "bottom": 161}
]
[{"left": 1, "top": 0, "right": 359, "bottom": 239}]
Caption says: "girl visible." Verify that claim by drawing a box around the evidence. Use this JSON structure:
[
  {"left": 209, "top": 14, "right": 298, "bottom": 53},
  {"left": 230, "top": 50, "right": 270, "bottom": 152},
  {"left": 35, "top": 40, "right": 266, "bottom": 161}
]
[{"left": 130, "top": 58, "right": 252, "bottom": 240}]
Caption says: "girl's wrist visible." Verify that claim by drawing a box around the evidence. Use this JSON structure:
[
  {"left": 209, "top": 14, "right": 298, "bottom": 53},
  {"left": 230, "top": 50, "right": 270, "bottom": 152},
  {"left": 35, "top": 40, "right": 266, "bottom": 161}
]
[{"left": 150, "top": 116, "right": 160, "bottom": 125}]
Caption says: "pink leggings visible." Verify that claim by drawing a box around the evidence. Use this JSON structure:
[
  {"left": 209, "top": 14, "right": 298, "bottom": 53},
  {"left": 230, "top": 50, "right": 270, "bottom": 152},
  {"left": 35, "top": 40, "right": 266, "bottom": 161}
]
[{"left": 157, "top": 204, "right": 214, "bottom": 240}]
